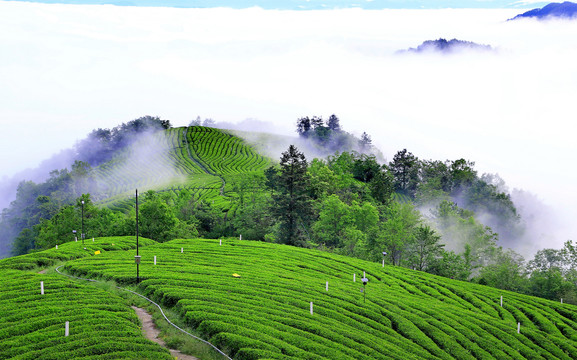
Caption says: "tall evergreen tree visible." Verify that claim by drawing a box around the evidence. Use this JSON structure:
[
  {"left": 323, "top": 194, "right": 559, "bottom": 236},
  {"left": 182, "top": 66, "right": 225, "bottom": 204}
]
[
  {"left": 271, "top": 145, "right": 312, "bottom": 246},
  {"left": 359, "top": 132, "right": 372, "bottom": 151},
  {"left": 296, "top": 117, "right": 311, "bottom": 137},
  {"left": 326, "top": 114, "right": 341, "bottom": 131},
  {"left": 389, "top": 149, "right": 420, "bottom": 197}
]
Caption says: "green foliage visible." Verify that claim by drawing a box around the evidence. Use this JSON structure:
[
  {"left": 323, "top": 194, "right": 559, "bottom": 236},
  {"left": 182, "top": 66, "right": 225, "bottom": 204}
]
[
  {"left": 0, "top": 258, "right": 172, "bottom": 360},
  {"left": 389, "top": 149, "right": 420, "bottom": 198},
  {"left": 312, "top": 195, "right": 378, "bottom": 256},
  {"left": 270, "top": 145, "right": 312, "bottom": 246},
  {"left": 0, "top": 236, "right": 156, "bottom": 271},
  {"left": 57, "top": 238, "right": 577, "bottom": 360},
  {"left": 376, "top": 201, "right": 422, "bottom": 265},
  {"left": 34, "top": 195, "right": 134, "bottom": 250},
  {"left": 433, "top": 200, "right": 498, "bottom": 270},
  {"left": 407, "top": 225, "right": 444, "bottom": 272},
  {"left": 2, "top": 167, "right": 96, "bottom": 256},
  {"left": 5, "top": 117, "right": 570, "bottom": 311},
  {"left": 427, "top": 249, "right": 472, "bottom": 280},
  {"left": 477, "top": 248, "right": 527, "bottom": 292}
]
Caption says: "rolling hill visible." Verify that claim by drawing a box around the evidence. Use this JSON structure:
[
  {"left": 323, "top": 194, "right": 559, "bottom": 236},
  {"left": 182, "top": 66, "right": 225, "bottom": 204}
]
[
  {"left": 93, "top": 126, "right": 272, "bottom": 213},
  {"left": 399, "top": 38, "right": 493, "bottom": 54},
  {"left": 3, "top": 236, "right": 577, "bottom": 359}
]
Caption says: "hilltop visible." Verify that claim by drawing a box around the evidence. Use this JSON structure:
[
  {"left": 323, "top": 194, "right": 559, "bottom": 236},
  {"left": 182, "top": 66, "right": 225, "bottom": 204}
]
[
  {"left": 398, "top": 38, "right": 493, "bottom": 54},
  {"left": 2, "top": 236, "right": 577, "bottom": 359},
  {"left": 2, "top": 115, "right": 577, "bottom": 311},
  {"left": 510, "top": 1, "right": 577, "bottom": 20}
]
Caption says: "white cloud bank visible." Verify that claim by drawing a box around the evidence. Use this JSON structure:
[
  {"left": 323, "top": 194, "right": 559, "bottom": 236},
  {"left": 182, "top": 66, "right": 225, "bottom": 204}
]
[{"left": 1, "top": 1, "right": 576, "bottom": 252}]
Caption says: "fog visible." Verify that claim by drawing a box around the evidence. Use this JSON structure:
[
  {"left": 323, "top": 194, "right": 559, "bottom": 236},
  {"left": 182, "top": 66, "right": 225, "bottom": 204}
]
[
  {"left": 92, "top": 130, "right": 188, "bottom": 200},
  {"left": 1, "top": 1, "right": 576, "bottom": 254}
]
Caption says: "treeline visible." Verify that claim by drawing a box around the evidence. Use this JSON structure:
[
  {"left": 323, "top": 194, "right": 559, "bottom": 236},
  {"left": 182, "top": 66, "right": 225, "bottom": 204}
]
[
  {"left": 76, "top": 115, "right": 171, "bottom": 166},
  {"left": 295, "top": 114, "right": 375, "bottom": 155},
  {"left": 0, "top": 116, "right": 171, "bottom": 256},
  {"left": 11, "top": 190, "right": 200, "bottom": 255},
  {"left": 257, "top": 145, "right": 577, "bottom": 303}
]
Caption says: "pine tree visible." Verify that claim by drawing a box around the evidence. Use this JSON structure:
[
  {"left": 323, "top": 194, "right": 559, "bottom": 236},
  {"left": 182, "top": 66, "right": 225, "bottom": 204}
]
[
  {"left": 271, "top": 145, "right": 312, "bottom": 246},
  {"left": 359, "top": 132, "right": 372, "bottom": 151},
  {"left": 327, "top": 114, "right": 341, "bottom": 131}
]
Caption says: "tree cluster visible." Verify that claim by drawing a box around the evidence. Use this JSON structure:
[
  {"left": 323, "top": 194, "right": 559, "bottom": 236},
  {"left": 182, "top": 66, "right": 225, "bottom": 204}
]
[
  {"left": 295, "top": 114, "right": 375, "bottom": 155},
  {"left": 75, "top": 115, "right": 171, "bottom": 166},
  {"left": 1, "top": 161, "right": 96, "bottom": 255},
  {"left": 1, "top": 116, "right": 171, "bottom": 256},
  {"left": 12, "top": 190, "right": 200, "bottom": 254}
]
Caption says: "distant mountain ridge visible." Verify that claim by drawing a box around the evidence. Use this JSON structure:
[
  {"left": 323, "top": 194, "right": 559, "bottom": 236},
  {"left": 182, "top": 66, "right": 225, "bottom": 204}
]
[
  {"left": 399, "top": 38, "right": 493, "bottom": 54},
  {"left": 510, "top": 1, "right": 577, "bottom": 20}
]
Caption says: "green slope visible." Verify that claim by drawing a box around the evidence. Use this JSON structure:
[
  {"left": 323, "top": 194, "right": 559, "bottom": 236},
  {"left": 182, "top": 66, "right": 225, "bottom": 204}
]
[
  {"left": 0, "top": 237, "right": 173, "bottom": 360},
  {"left": 46, "top": 237, "right": 577, "bottom": 360},
  {"left": 94, "top": 126, "right": 272, "bottom": 212}
]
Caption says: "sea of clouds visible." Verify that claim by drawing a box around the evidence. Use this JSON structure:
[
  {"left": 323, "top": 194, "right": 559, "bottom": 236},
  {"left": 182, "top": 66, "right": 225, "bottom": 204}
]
[{"left": 0, "top": 1, "right": 576, "bottom": 253}]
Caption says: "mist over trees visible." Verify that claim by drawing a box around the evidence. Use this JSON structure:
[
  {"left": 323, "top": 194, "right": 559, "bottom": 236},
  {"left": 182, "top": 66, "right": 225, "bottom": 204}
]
[
  {"left": 2, "top": 115, "right": 575, "bottom": 304},
  {"left": 0, "top": 116, "right": 171, "bottom": 258},
  {"left": 295, "top": 114, "right": 379, "bottom": 156},
  {"left": 76, "top": 116, "right": 171, "bottom": 166}
]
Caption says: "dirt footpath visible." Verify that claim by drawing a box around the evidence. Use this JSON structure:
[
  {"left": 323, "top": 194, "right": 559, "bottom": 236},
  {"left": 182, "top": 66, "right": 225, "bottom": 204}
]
[{"left": 132, "top": 306, "right": 199, "bottom": 360}]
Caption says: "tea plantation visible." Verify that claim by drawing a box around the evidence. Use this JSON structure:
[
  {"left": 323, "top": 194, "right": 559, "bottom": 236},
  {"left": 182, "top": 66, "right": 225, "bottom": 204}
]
[
  {"left": 0, "top": 237, "right": 173, "bottom": 360},
  {"left": 51, "top": 237, "right": 577, "bottom": 360},
  {"left": 94, "top": 126, "right": 271, "bottom": 212}
]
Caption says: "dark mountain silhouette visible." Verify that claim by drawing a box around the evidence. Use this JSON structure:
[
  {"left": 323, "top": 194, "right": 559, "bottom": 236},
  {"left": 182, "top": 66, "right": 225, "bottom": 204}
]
[
  {"left": 510, "top": 2, "right": 577, "bottom": 20},
  {"left": 399, "top": 38, "right": 492, "bottom": 54}
]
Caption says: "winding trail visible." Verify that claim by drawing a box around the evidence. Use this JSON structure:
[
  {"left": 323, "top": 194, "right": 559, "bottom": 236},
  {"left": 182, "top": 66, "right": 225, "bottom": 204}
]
[
  {"left": 55, "top": 265, "right": 232, "bottom": 360},
  {"left": 132, "top": 306, "right": 199, "bottom": 360}
]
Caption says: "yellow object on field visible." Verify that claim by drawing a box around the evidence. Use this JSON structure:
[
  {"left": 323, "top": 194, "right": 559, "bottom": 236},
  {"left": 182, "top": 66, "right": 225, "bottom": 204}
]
[
  {"left": 232, "top": 273, "right": 241, "bottom": 278},
  {"left": 94, "top": 250, "right": 101, "bottom": 255}
]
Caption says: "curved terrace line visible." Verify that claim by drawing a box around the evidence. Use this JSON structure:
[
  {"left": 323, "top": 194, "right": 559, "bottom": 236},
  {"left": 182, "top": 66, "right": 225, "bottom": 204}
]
[{"left": 54, "top": 264, "right": 233, "bottom": 360}]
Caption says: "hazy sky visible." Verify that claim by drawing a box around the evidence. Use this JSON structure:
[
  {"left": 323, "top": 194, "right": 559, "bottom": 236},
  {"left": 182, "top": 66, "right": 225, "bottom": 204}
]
[{"left": 1, "top": 1, "right": 576, "bottom": 249}]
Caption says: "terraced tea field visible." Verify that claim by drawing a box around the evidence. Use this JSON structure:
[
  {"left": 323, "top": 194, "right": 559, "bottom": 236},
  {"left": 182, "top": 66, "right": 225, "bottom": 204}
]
[
  {"left": 60, "top": 238, "right": 577, "bottom": 360},
  {"left": 0, "top": 237, "right": 173, "bottom": 360},
  {"left": 93, "top": 126, "right": 272, "bottom": 212}
]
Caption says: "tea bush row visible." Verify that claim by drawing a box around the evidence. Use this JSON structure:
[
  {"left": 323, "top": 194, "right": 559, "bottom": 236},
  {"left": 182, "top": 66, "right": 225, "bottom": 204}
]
[{"left": 62, "top": 238, "right": 577, "bottom": 359}]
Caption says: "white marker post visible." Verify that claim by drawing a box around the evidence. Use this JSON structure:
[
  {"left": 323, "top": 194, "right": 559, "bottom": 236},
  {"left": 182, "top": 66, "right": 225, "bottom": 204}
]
[
  {"left": 310, "top": 302, "right": 313, "bottom": 315},
  {"left": 55, "top": 245, "right": 58, "bottom": 249},
  {"left": 181, "top": 247, "right": 183, "bottom": 253},
  {"left": 517, "top": 322, "right": 520, "bottom": 334},
  {"left": 40, "top": 281, "right": 44, "bottom": 295},
  {"left": 240, "top": 234, "right": 242, "bottom": 241},
  {"left": 382, "top": 259, "right": 385, "bottom": 267},
  {"left": 363, "top": 271, "right": 366, "bottom": 278},
  {"left": 500, "top": 296, "right": 503, "bottom": 307},
  {"left": 219, "top": 239, "right": 222, "bottom": 246},
  {"left": 154, "top": 256, "right": 157, "bottom": 265},
  {"left": 326, "top": 281, "right": 329, "bottom": 291},
  {"left": 75, "top": 237, "right": 77, "bottom": 242},
  {"left": 561, "top": 298, "right": 563, "bottom": 304},
  {"left": 65, "top": 321, "right": 69, "bottom": 337},
  {"left": 92, "top": 238, "right": 95, "bottom": 242}
]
